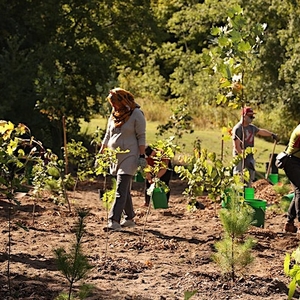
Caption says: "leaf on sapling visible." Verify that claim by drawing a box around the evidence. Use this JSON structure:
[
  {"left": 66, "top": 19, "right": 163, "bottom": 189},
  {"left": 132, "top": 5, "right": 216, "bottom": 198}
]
[
  {"left": 16, "top": 222, "right": 29, "bottom": 232},
  {"left": 184, "top": 290, "right": 197, "bottom": 300},
  {"left": 47, "top": 166, "right": 61, "bottom": 178},
  {"left": 292, "top": 247, "right": 300, "bottom": 264},
  {"left": 288, "top": 279, "right": 296, "bottom": 300}
]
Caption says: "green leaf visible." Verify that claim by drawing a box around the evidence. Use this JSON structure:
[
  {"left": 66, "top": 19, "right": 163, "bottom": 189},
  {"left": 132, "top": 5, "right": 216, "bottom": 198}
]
[
  {"left": 16, "top": 222, "right": 29, "bottom": 232},
  {"left": 220, "top": 79, "right": 232, "bottom": 88},
  {"left": 218, "top": 36, "right": 230, "bottom": 47},
  {"left": 227, "top": 5, "right": 242, "bottom": 18},
  {"left": 184, "top": 290, "right": 197, "bottom": 300},
  {"left": 284, "top": 253, "right": 291, "bottom": 275},
  {"left": 230, "top": 30, "right": 242, "bottom": 43},
  {"left": 47, "top": 166, "right": 61, "bottom": 178},
  {"left": 237, "top": 41, "right": 251, "bottom": 52},
  {"left": 292, "top": 247, "right": 300, "bottom": 264},
  {"left": 288, "top": 279, "right": 296, "bottom": 300},
  {"left": 216, "top": 93, "right": 227, "bottom": 105},
  {"left": 211, "top": 27, "right": 220, "bottom": 36}
]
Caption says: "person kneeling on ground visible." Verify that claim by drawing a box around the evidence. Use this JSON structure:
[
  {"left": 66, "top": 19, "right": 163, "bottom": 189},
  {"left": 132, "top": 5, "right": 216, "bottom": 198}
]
[{"left": 144, "top": 145, "right": 172, "bottom": 207}]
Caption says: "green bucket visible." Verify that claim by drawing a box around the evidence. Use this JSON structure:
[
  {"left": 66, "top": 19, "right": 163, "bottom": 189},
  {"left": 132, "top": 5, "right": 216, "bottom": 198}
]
[
  {"left": 134, "top": 171, "right": 144, "bottom": 183},
  {"left": 245, "top": 199, "right": 267, "bottom": 228},
  {"left": 244, "top": 187, "right": 255, "bottom": 200},
  {"left": 151, "top": 187, "right": 168, "bottom": 209},
  {"left": 268, "top": 173, "right": 279, "bottom": 184},
  {"left": 282, "top": 193, "right": 294, "bottom": 202},
  {"left": 281, "top": 193, "right": 294, "bottom": 212}
]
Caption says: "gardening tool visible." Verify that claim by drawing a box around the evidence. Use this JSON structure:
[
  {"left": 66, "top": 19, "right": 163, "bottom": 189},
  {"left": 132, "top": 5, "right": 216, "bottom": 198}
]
[{"left": 265, "top": 140, "right": 277, "bottom": 182}]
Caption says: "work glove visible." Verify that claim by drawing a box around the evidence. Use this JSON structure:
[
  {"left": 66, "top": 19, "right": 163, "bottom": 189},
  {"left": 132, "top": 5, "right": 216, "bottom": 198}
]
[
  {"left": 271, "top": 133, "right": 280, "bottom": 142},
  {"left": 138, "top": 157, "right": 147, "bottom": 169}
]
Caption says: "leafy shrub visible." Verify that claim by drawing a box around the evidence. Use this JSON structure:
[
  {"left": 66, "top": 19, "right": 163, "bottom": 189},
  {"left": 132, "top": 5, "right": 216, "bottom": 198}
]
[{"left": 284, "top": 246, "right": 300, "bottom": 300}]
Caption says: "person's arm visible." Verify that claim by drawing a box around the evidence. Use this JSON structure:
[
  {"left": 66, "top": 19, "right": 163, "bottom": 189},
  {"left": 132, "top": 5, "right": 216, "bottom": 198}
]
[
  {"left": 156, "top": 159, "right": 169, "bottom": 178},
  {"left": 135, "top": 109, "right": 146, "bottom": 156},
  {"left": 139, "top": 145, "right": 145, "bottom": 156},
  {"left": 233, "top": 139, "right": 243, "bottom": 154},
  {"left": 257, "top": 129, "right": 279, "bottom": 141},
  {"left": 257, "top": 129, "right": 273, "bottom": 137},
  {"left": 232, "top": 124, "right": 244, "bottom": 154},
  {"left": 145, "top": 157, "right": 153, "bottom": 183},
  {"left": 146, "top": 172, "right": 153, "bottom": 183}
]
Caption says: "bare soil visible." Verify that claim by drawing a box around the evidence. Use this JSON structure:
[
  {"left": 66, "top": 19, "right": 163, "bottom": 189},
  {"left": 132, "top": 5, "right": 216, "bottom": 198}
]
[{"left": 0, "top": 177, "right": 298, "bottom": 300}]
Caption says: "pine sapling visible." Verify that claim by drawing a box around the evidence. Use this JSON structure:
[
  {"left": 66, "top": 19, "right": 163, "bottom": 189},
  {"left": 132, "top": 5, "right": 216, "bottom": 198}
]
[
  {"left": 212, "top": 188, "right": 255, "bottom": 281},
  {"left": 54, "top": 209, "right": 93, "bottom": 300}
]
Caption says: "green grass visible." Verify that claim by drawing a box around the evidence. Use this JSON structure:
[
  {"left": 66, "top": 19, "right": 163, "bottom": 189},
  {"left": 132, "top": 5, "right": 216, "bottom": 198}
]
[{"left": 81, "top": 117, "right": 286, "bottom": 176}]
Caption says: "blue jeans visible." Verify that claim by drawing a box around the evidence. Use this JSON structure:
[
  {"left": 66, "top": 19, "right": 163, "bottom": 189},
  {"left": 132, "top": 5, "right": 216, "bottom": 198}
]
[
  {"left": 109, "top": 174, "right": 135, "bottom": 223},
  {"left": 284, "top": 156, "right": 300, "bottom": 222}
]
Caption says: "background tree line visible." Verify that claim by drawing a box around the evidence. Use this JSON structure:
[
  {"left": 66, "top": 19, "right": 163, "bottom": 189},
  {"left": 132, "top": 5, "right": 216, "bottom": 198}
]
[{"left": 1, "top": 0, "right": 299, "bottom": 154}]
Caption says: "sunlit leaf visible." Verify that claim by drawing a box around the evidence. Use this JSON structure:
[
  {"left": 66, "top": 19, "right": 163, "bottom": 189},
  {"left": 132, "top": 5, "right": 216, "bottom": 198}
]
[
  {"left": 211, "top": 27, "right": 220, "bottom": 36},
  {"left": 216, "top": 93, "right": 227, "bottom": 105},
  {"left": 237, "top": 41, "right": 251, "bottom": 52},
  {"left": 230, "top": 30, "right": 242, "bottom": 43},
  {"left": 7, "top": 146, "right": 13, "bottom": 155},
  {"left": 218, "top": 36, "right": 230, "bottom": 47},
  {"left": 292, "top": 248, "right": 300, "bottom": 264}
]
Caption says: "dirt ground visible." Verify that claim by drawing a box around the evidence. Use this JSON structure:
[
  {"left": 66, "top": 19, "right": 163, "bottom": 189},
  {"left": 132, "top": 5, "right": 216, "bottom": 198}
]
[{"left": 0, "top": 176, "right": 299, "bottom": 300}]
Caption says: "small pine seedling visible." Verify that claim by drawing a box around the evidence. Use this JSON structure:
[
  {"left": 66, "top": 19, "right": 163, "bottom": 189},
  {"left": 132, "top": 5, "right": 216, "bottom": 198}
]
[
  {"left": 212, "top": 188, "right": 255, "bottom": 281},
  {"left": 54, "top": 209, "right": 93, "bottom": 300}
]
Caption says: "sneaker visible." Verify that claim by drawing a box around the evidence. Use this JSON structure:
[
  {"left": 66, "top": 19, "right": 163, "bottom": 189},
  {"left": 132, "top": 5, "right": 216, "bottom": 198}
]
[
  {"left": 105, "top": 220, "right": 121, "bottom": 231},
  {"left": 120, "top": 219, "right": 136, "bottom": 228},
  {"left": 285, "top": 221, "right": 298, "bottom": 233}
]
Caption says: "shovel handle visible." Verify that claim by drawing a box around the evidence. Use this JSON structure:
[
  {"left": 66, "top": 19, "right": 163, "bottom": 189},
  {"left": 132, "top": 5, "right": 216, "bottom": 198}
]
[{"left": 265, "top": 140, "right": 277, "bottom": 179}]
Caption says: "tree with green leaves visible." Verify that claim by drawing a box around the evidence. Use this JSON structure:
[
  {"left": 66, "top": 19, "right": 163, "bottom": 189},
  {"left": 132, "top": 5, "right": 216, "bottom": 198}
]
[
  {"left": 0, "top": 0, "right": 161, "bottom": 154},
  {"left": 0, "top": 120, "right": 45, "bottom": 296}
]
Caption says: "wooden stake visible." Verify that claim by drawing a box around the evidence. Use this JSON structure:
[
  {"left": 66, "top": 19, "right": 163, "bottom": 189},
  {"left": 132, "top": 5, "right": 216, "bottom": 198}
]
[{"left": 62, "top": 116, "right": 68, "bottom": 175}]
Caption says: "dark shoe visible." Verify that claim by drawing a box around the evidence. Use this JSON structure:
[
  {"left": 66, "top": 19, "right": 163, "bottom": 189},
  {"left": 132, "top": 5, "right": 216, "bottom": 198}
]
[{"left": 285, "top": 221, "right": 298, "bottom": 233}]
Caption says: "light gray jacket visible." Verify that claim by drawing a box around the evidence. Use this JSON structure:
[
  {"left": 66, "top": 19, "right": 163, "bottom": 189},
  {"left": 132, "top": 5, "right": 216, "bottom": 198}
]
[{"left": 102, "top": 108, "right": 146, "bottom": 175}]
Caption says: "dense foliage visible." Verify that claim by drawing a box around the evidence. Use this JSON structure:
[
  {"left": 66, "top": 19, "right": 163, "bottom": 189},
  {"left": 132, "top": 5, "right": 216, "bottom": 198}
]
[{"left": 1, "top": 0, "right": 299, "bottom": 151}]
